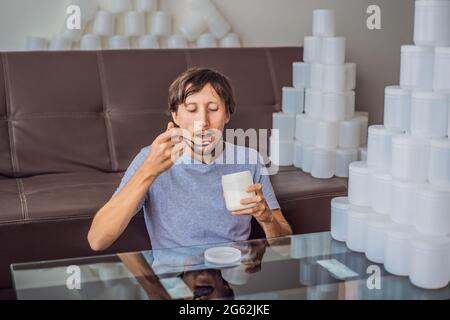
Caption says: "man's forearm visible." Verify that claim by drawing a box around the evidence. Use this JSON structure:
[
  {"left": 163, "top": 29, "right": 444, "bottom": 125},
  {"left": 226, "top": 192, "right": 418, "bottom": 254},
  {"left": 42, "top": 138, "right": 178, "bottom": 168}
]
[
  {"left": 259, "top": 209, "right": 293, "bottom": 239},
  {"left": 87, "top": 163, "right": 157, "bottom": 251}
]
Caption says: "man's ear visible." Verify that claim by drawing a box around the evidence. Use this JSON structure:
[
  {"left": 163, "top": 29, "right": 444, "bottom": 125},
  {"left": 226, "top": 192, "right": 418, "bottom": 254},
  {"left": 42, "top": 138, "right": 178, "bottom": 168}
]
[
  {"left": 171, "top": 111, "right": 179, "bottom": 127},
  {"left": 225, "top": 113, "right": 231, "bottom": 124}
]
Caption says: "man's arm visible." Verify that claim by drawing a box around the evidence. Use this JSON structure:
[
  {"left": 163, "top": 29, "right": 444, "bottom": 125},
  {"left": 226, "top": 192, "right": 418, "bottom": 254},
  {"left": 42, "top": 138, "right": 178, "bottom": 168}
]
[{"left": 257, "top": 208, "right": 293, "bottom": 239}]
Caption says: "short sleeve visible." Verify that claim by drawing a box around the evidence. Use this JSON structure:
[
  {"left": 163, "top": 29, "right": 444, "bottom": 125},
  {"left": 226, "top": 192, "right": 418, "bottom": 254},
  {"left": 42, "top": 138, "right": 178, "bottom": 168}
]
[
  {"left": 113, "top": 146, "right": 151, "bottom": 213},
  {"left": 254, "top": 151, "right": 280, "bottom": 211}
]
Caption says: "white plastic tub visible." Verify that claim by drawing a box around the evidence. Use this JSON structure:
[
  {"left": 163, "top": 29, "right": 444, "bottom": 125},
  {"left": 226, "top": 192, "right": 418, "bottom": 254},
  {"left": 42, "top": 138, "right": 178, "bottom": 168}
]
[
  {"left": 391, "top": 180, "right": 417, "bottom": 225},
  {"left": 331, "top": 197, "right": 350, "bottom": 242},
  {"left": 345, "top": 91, "right": 356, "bottom": 119},
  {"left": 339, "top": 119, "right": 361, "bottom": 148},
  {"left": 345, "top": 63, "right": 356, "bottom": 91},
  {"left": 391, "top": 134, "right": 430, "bottom": 183},
  {"left": 293, "top": 62, "right": 311, "bottom": 89},
  {"left": 348, "top": 161, "right": 370, "bottom": 206},
  {"left": 269, "top": 136, "right": 294, "bottom": 166},
  {"left": 296, "top": 115, "right": 317, "bottom": 145},
  {"left": 354, "top": 112, "right": 369, "bottom": 146},
  {"left": 400, "top": 45, "right": 434, "bottom": 90},
  {"left": 434, "top": 47, "right": 450, "bottom": 94},
  {"left": 301, "top": 145, "right": 314, "bottom": 173},
  {"left": 311, "top": 148, "right": 335, "bottom": 179},
  {"left": 414, "top": 0, "right": 450, "bottom": 47},
  {"left": 368, "top": 170, "right": 393, "bottom": 214},
  {"left": 321, "top": 37, "right": 346, "bottom": 65},
  {"left": 272, "top": 112, "right": 296, "bottom": 140},
  {"left": 305, "top": 89, "right": 323, "bottom": 119},
  {"left": 384, "top": 224, "right": 415, "bottom": 276},
  {"left": 414, "top": 184, "right": 450, "bottom": 236},
  {"left": 409, "top": 235, "right": 450, "bottom": 290},
  {"left": 365, "top": 214, "right": 392, "bottom": 264},
  {"left": 282, "top": 87, "right": 304, "bottom": 114},
  {"left": 335, "top": 148, "right": 358, "bottom": 178},
  {"left": 313, "top": 9, "right": 335, "bottom": 37},
  {"left": 293, "top": 141, "right": 303, "bottom": 169},
  {"left": 411, "top": 91, "right": 449, "bottom": 138},
  {"left": 303, "top": 36, "right": 323, "bottom": 63},
  {"left": 367, "top": 125, "right": 403, "bottom": 171},
  {"left": 323, "top": 65, "right": 346, "bottom": 92},
  {"left": 429, "top": 138, "right": 450, "bottom": 188},
  {"left": 310, "top": 64, "right": 324, "bottom": 89},
  {"left": 347, "top": 205, "right": 373, "bottom": 253},
  {"left": 322, "top": 92, "right": 347, "bottom": 122},
  {"left": 315, "top": 121, "right": 339, "bottom": 149},
  {"left": 384, "top": 86, "right": 411, "bottom": 132}
]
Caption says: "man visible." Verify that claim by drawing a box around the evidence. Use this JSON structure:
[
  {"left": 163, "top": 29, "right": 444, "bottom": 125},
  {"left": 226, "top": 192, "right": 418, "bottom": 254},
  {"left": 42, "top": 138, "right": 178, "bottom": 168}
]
[{"left": 88, "top": 68, "right": 292, "bottom": 252}]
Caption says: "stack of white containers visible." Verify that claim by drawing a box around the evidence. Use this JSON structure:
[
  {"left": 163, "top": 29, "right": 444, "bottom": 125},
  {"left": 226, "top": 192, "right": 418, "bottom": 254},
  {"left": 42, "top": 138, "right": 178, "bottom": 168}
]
[
  {"left": 270, "top": 9, "right": 368, "bottom": 179},
  {"left": 331, "top": 0, "right": 450, "bottom": 290}
]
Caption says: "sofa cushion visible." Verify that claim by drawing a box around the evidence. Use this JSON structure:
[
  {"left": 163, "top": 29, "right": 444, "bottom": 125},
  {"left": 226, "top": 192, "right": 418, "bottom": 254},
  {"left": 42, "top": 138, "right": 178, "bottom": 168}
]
[{"left": 0, "top": 55, "right": 13, "bottom": 177}]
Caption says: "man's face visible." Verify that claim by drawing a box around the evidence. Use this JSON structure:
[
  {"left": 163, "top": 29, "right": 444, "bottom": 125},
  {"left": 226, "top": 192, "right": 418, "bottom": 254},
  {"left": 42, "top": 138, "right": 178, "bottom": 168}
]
[{"left": 171, "top": 83, "right": 230, "bottom": 156}]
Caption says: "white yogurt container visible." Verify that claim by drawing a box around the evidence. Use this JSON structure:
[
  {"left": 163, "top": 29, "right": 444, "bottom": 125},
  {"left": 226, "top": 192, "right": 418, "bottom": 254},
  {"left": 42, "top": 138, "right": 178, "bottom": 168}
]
[
  {"left": 391, "top": 180, "right": 417, "bottom": 225},
  {"left": 345, "top": 91, "right": 356, "bottom": 119},
  {"left": 434, "top": 47, "right": 450, "bottom": 94},
  {"left": 347, "top": 205, "right": 373, "bottom": 253},
  {"left": 391, "top": 134, "right": 430, "bottom": 183},
  {"left": 293, "top": 140, "right": 303, "bottom": 169},
  {"left": 414, "top": 0, "right": 450, "bottom": 47},
  {"left": 409, "top": 234, "right": 450, "bottom": 290},
  {"left": 310, "top": 64, "right": 324, "bottom": 90},
  {"left": 269, "top": 136, "right": 294, "bottom": 166},
  {"left": 384, "top": 224, "right": 415, "bottom": 276},
  {"left": 313, "top": 9, "right": 335, "bottom": 37},
  {"left": 368, "top": 170, "right": 393, "bottom": 214},
  {"left": 315, "top": 121, "right": 339, "bottom": 149},
  {"left": 321, "top": 37, "right": 346, "bottom": 65},
  {"left": 339, "top": 119, "right": 361, "bottom": 149},
  {"left": 348, "top": 161, "right": 370, "bottom": 206},
  {"left": 311, "top": 148, "right": 335, "bottom": 179},
  {"left": 293, "top": 62, "right": 311, "bottom": 89},
  {"left": 301, "top": 145, "right": 314, "bottom": 173},
  {"left": 303, "top": 36, "right": 323, "bottom": 63},
  {"left": 429, "top": 138, "right": 450, "bottom": 188},
  {"left": 335, "top": 148, "right": 358, "bottom": 178},
  {"left": 365, "top": 214, "right": 392, "bottom": 264},
  {"left": 345, "top": 63, "right": 357, "bottom": 91},
  {"left": 305, "top": 89, "right": 323, "bottom": 120},
  {"left": 400, "top": 45, "right": 434, "bottom": 90},
  {"left": 296, "top": 115, "right": 317, "bottom": 146},
  {"left": 323, "top": 64, "right": 346, "bottom": 92},
  {"left": 367, "top": 125, "right": 403, "bottom": 172},
  {"left": 384, "top": 86, "right": 411, "bottom": 132},
  {"left": 322, "top": 92, "right": 347, "bottom": 122},
  {"left": 222, "top": 171, "right": 256, "bottom": 212},
  {"left": 414, "top": 184, "right": 450, "bottom": 236},
  {"left": 354, "top": 112, "right": 369, "bottom": 146},
  {"left": 410, "top": 91, "right": 449, "bottom": 139},
  {"left": 282, "top": 87, "right": 304, "bottom": 114},
  {"left": 331, "top": 197, "right": 350, "bottom": 242},
  {"left": 272, "top": 112, "right": 296, "bottom": 140}
]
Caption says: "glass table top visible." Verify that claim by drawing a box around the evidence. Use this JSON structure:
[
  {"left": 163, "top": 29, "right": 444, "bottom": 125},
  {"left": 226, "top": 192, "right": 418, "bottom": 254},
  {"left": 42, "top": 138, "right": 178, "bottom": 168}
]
[{"left": 10, "top": 232, "right": 450, "bottom": 300}]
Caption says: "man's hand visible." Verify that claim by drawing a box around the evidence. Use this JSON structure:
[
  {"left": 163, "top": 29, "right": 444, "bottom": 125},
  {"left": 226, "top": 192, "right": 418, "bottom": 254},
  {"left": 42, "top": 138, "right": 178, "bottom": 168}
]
[
  {"left": 231, "top": 183, "right": 274, "bottom": 223},
  {"left": 143, "top": 122, "right": 185, "bottom": 178}
]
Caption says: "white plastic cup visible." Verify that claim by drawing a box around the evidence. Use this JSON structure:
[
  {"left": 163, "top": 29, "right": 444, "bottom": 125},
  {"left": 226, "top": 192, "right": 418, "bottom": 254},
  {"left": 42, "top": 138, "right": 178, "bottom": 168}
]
[
  {"left": 49, "top": 36, "right": 72, "bottom": 51},
  {"left": 137, "top": 0, "right": 157, "bottom": 12},
  {"left": 358, "top": 147, "right": 367, "bottom": 162},
  {"left": 345, "top": 63, "right": 357, "bottom": 91},
  {"left": 345, "top": 91, "right": 356, "bottom": 119},
  {"left": 311, "top": 148, "right": 336, "bottom": 179},
  {"left": 315, "top": 121, "right": 339, "bottom": 149},
  {"left": 365, "top": 214, "right": 392, "bottom": 264},
  {"left": 368, "top": 171, "right": 393, "bottom": 214},
  {"left": 179, "top": 11, "right": 207, "bottom": 42},
  {"left": 310, "top": 64, "right": 324, "bottom": 89},
  {"left": 303, "top": 36, "right": 323, "bottom": 63},
  {"left": 410, "top": 91, "right": 449, "bottom": 138},
  {"left": 124, "top": 12, "right": 146, "bottom": 37},
  {"left": 391, "top": 134, "right": 430, "bottom": 183},
  {"left": 108, "top": 36, "right": 130, "bottom": 49},
  {"left": 80, "top": 34, "right": 101, "bottom": 50},
  {"left": 167, "top": 35, "right": 188, "bottom": 49},
  {"left": 331, "top": 197, "right": 350, "bottom": 242},
  {"left": 296, "top": 115, "right": 317, "bottom": 146},
  {"left": 301, "top": 145, "right": 314, "bottom": 173},
  {"left": 434, "top": 47, "right": 450, "bottom": 94},
  {"left": 293, "top": 62, "right": 311, "bottom": 89},
  {"left": 367, "top": 125, "right": 403, "bottom": 172},
  {"left": 348, "top": 161, "right": 370, "bottom": 206},
  {"left": 384, "top": 86, "right": 412, "bottom": 132},
  {"left": 429, "top": 139, "right": 450, "bottom": 188},
  {"left": 111, "top": 0, "right": 131, "bottom": 14},
  {"left": 321, "top": 37, "right": 346, "bottom": 65},
  {"left": 347, "top": 205, "right": 373, "bottom": 253},
  {"left": 323, "top": 64, "right": 346, "bottom": 92},
  {"left": 414, "top": 184, "right": 450, "bottom": 236},
  {"left": 313, "top": 9, "right": 335, "bottom": 37},
  {"left": 414, "top": 0, "right": 450, "bottom": 47},
  {"left": 293, "top": 141, "right": 303, "bottom": 169},
  {"left": 384, "top": 224, "right": 415, "bottom": 276},
  {"left": 93, "top": 11, "right": 115, "bottom": 37},
  {"left": 269, "top": 136, "right": 294, "bottom": 166},
  {"left": 354, "top": 112, "right": 369, "bottom": 146},
  {"left": 409, "top": 235, "right": 450, "bottom": 290},
  {"left": 25, "top": 36, "right": 48, "bottom": 50},
  {"left": 392, "top": 180, "right": 417, "bottom": 225},
  {"left": 196, "top": 33, "right": 217, "bottom": 48},
  {"left": 335, "top": 148, "right": 358, "bottom": 178},
  {"left": 221, "top": 171, "right": 256, "bottom": 212},
  {"left": 139, "top": 35, "right": 160, "bottom": 49},
  {"left": 304, "top": 89, "right": 323, "bottom": 119},
  {"left": 339, "top": 119, "right": 361, "bottom": 149},
  {"left": 400, "top": 45, "right": 434, "bottom": 90},
  {"left": 272, "top": 112, "right": 296, "bottom": 140},
  {"left": 220, "top": 33, "right": 241, "bottom": 48},
  {"left": 282, "top": 87, "right": 304, "bottom": 114},
  {"left": 322, "top": 92, "right": 347, "bottom": 122},
  {"left": 151, "top": 11, "right": 172, "bottom": 37}
]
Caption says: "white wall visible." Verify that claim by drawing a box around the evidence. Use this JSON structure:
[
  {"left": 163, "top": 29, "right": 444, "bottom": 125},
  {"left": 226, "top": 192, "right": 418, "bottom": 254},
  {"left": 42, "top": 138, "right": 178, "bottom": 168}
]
[{"left": 0, "top": 0, "right": 415, "bottom": 124}]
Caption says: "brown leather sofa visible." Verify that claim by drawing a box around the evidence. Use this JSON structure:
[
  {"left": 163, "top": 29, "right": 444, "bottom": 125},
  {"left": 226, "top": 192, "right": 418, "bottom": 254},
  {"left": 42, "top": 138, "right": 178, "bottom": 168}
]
[{"left": 0, "top": 47, "right": 347, "bottom": 299}]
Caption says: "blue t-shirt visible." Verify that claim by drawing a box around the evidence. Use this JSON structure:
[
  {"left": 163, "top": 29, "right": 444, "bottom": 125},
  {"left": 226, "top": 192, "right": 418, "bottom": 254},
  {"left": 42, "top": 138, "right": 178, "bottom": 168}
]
[{"left": 113, "top": 142, "right": 280, "bottom": 249}]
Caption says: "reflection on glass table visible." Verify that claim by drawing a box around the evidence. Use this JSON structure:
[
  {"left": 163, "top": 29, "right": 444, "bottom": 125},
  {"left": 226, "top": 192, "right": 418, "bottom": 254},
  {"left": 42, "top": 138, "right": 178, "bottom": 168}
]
[{"left": 10, "top": 232, "right": 450, "bottom": 300}]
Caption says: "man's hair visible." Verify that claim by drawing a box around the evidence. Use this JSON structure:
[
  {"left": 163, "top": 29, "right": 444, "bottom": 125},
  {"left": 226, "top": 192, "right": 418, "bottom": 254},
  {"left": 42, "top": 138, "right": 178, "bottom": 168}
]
[{"left": 168, "top": 67, "right": 236, "bottom": 116}]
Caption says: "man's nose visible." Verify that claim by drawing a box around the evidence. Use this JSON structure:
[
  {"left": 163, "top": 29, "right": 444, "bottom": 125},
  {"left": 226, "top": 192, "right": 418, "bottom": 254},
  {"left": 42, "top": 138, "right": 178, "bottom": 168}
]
[{"left": 195, "top": 109, "right": 210, "bottom": 129}]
